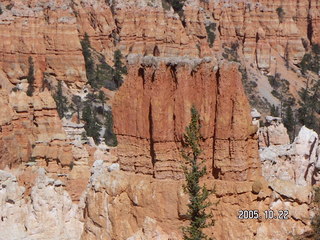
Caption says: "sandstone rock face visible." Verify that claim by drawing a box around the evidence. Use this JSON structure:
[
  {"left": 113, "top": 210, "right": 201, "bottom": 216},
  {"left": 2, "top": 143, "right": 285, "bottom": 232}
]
[
  {"left": 260, "top": 126, "right": 320, "bottom": 186},
  {"left": 80, "top": 163, "right": 313, "bottom": 240},
  {"left": 0, "top": 90, "right": 71, "bottom": 170},
  {"left": 0, "top": 169, "right": 83, "bottom": 240},
  {"left": 113, "top": 56, "right": 260, "bottom": 181},
  {"left": 0, "top": 90, "right": 92, "bottom": 201},
  {"left": 205, "top": 0, "right": 315, "bottom": 69}
]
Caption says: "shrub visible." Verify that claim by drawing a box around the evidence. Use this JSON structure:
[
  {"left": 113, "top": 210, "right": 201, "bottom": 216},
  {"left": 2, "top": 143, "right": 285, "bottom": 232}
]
[
  {"left": 268, "top": 75, "right": 281, "bottom": 89},
  {"left": 104, "top": 110, "right": 118, "bottom": 147},
  {"left": 162, "top": 0, "right": 186, "bottom": 20},
  {"left": 82, "top": 102, "right": 101, "bottom": 145},
  {"left": 161, "top": 0, "right": 171, "bottom": 10},
  {"left": 299, "top": 44, "right": 320, "bottom": 75},
  {"left": 53, "top": 81, "right": 68, "bottom": 119},
  {"left": 81, "top": 33, "right": 96, "bottom": 88},
  {"left": 6, "top": 3, "right": 14, "bottom": 10},
  {"left": 205, "top": 22, "right": 216, "bottom": 48},
  {"left": 113, "top": 50, "right": 127, "bottom": 88},
  {"left": 26, "top": 57, "right": 35, "bottom": 96},
  {"left": 168, "top": 0, "right": 185, "bottom": 13},
  {"left": 313, "top": 44, "right": 320, "bottom": 55},
  {"left": 297, "top": 80, "right": 320, "bottom": 133},
  {"left": 222, "top": 42, "right": 239, "bottom": 62},
  {"left": 276, "top": 7, "right": 285, "bottom": 23}
]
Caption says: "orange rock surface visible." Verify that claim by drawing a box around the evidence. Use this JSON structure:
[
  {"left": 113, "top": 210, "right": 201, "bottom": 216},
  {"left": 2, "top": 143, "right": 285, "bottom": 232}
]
[
  {"left": 0, "top": 0, "right": 318, "bottom": 91},
  {"left": 113, "top": 57, "right": 260, "bottom": 180}
]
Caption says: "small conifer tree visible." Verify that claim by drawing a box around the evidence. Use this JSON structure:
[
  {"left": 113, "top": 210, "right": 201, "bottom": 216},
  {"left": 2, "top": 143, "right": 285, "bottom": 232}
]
[
  {"left": 104, "top": 110, "right": 118, "bottom": 147},
  {"left": 182, "top": 106, "right": 214, "bottom": 240},
  {"left": 81, "top": 33, "right": 97, "bottom": 88},
  {"left": 26, "top": 56, "right": 35, "bottom": 96},
  {"left": 98, "top": 90, "right": 108, "bottom": 115},
  {"left": 82, "top": 102, "right": 101, "bottom": 144},
  {"left": 72, "top": 95, "right": 82, "bottom": 124},
  {"left": 113, "top": 50, "right": 127, "bottom": 88},
  {"left": 283, "top": 105, "right": 295, "bottom": 142},
  {"left": 54, "top": 81, "right": 68, "bottom": 118},
  {"left": 298, "top": 79, "right": 320, "bottom": 133},
  {"left": 270, "top": 104, "right": 280, "bottom": 117},
  {"left": 311, "top": 187, "right": 320, "bottom": 239}
]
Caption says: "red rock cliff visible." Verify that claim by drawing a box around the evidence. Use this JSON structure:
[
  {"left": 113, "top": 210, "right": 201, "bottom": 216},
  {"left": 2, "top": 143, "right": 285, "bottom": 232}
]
[{"left": 113, "top": 56, "right": 260, "bottom": 180}]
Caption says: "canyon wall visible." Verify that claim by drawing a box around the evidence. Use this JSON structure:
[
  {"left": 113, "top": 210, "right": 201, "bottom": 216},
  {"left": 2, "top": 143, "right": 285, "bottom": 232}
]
[
  {"left": 0, "top": 0, "right": 318, "bottom": 91},
  {"left": 0, "top": 0, "right": 319, "bottom": 239}
]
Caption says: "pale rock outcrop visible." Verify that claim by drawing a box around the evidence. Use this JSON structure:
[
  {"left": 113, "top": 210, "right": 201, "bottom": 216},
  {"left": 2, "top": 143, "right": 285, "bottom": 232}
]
[
  {"left": 259, "top": 116, "right": 290, "bottom": 147},
  {"left": 260, "top": 126, "right": 319, "bottom": 186},
  {"left": 0, "top": 169, "right": 84, "bottom": 240}
]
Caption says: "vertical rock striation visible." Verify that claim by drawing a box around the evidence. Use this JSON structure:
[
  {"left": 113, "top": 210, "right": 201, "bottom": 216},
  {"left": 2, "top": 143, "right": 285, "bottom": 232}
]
[{"left": 113, "top": 55, "right": 261, "bottom": 181}]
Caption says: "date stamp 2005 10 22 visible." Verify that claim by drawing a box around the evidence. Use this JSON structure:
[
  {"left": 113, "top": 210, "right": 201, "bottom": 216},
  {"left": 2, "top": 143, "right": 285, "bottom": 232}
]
[{"left": 237, "top": 210, "right": 289, "bottom": 220}]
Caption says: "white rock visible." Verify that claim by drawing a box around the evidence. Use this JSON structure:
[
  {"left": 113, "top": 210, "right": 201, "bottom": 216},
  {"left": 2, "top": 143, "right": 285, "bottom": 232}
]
[
  {"left": 0, "top": 170, "right": 83, "bottom": 240},
  {"left": 108, "top": 163, "right": 120, "bottom": 172},
  {"left": 251, "top": 108, "right": 261, "bottom": 119},
  {"left": 260, "top": 126, "right": 320, "bottom": 186}
]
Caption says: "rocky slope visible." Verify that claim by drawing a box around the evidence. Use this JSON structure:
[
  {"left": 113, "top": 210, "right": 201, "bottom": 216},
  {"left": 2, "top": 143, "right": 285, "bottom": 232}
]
[{"left": 0, "top": 0, "right": 320, "bottom": 239}]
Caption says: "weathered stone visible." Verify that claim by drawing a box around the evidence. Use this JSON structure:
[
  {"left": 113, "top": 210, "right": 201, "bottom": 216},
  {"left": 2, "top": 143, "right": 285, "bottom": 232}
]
[{"left": 113, "top": 59, "right": 260, "bottom": 181}]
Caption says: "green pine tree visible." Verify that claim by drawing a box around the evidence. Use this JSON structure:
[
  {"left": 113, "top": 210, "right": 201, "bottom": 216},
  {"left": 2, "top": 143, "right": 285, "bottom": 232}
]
[
  {"left": 270, "top": 104, "right": 280, "bottom": 117},
  {"left": 26, "top": 56, "right": 35, "bottom": 96},
  {"left": 98, "top": 90, "right": 108, "bottom": 115},
  {"left": 283, "top": 106, "right": 295, "bottom": 142},
  {"left": 297, "top": 79, "right": 320, "bottom": 132},
  {"left": 71, "top": 95, "right": 82, "bottom": 124},
  {"left": 182, "top": 106, "right": 214, "bottom": 240},
  {"left": 104, "top": 110, "right": 118, "bottom": 147},
  {"left": 311, "top": 187, "right": 320, "bottom": 239},
  {"left": 81, "top": 33, "right": 97, "bottom": 89},
  {"left": 53, "top": 81, "right": 68, "bottom": 118},
  {"left": 113, "top": 50, "right": 127, "bottom": 88},
  {"left": 82, "top": 102, "right": 101, "bottom": 144},
  {"left": 97, "top": 58, "right": 115, "bottom": 90}
]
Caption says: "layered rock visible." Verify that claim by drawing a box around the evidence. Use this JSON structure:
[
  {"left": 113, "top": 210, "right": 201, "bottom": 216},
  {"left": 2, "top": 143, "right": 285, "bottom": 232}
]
[
  {"left": 203, "top": 0, "right": 317, "bottom": 70},
  {"left": 113, "top": 56, "right": 260, "bottom": 181},
  {"left": 0, "top": 0, "right": 318, "bottom": 91},
  {"left": 0, "top": 89, "right": 92, "bottom": 201},
  {"left": 80, "top": 160, "right": 313, "bottom": 240},
  {"left": 0, "top": 90, "right": 72, "bottom": 170}
]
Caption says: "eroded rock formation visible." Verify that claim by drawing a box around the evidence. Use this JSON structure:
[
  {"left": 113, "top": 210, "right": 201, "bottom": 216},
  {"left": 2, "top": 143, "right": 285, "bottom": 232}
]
[
  {"left": 0, "top": 0, "right": 318, "bottom": 91},
  {"left": 113, "top": 56, "right": 260, "bottom": 181},
  {"left": 0, "top": 0, "right": 319, "bottom": 239}
]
